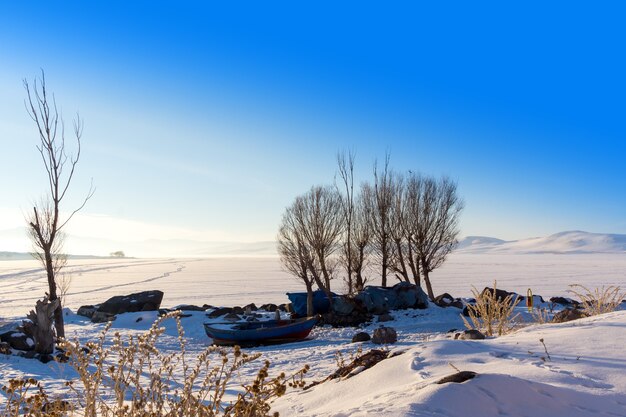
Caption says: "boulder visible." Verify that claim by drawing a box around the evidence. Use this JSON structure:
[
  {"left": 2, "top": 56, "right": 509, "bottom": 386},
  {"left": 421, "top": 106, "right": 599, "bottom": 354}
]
[
  {"left": 260, "top": 303, "right": 278, "bottom": 312},
  {"left": 97, "top": 290, "right": 164, "bottom": 315},
  {"left": 77, "top": 305, "right": 98, "bottom": 319},
  {"left": 232, "top": 306, "right": 244, "bottom": 314},
  {"left": 355, "top": 286, "right": 392, "bottom": 314},
  {"left": 550, "top": 296, "right": 581, "bottom": 307},
  {"left": 332, "top": 296, "right": 356, "bottom": 316},
  {"left": 173, "top": 304, "right": 205, "bottom": 311},
  {"left": 455, "top": 329, "right": 486, "bottom": 340},
  {"left": 377, "top": 313, "right": 394, "bottom": 322},
  {"left": 434, "top": 293, "right": 454, "bottom": 307},
  {"left": 223, "top": 313, "right": 241, "bottom": 321},
  {"left": 243, "top": 303, "right": 258, "bottom": 312},
  {"left": 552, "top": 308, "right": 587, "bottom": 323},
  {"left": 392, "top": 282, "right": 429, "bottom": 309},
  {"left": 372, "top": 326, "right": 397, "bottom": 344},
  {"left": 0, "top": 331, "right": 35, "bottom": 351},
  {"left": 278, "top": 303, "right": 293, "bottom": 313},
  {"left": 0, "top": 342, "right": 11, "bottom": 355},
  {"left": 320, "top": 311, "right": 372, "bottom": 327},
  {"left": 481, "top": 287, "right": 520, "bottom": 303},
  {"left": 436, "top": 371, "right": 477, "bottom": 384},
  {"left": 351, "top": 332, "right": 371, "bottom": 343},
  {"left": 207, "top": 307, "right": 233, "bottom": 319},
  {"left": 91, "top": 311, "right": 116, "bottom": 323}
]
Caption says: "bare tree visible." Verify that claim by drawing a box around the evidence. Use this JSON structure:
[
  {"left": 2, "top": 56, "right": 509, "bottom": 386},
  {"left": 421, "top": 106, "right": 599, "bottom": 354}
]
[
  {"left": 24, "top": 71, "right": 94, "bottom": 338},
  {"left": 412, "top": 176, "right": 463, "bottom": 300},
  {"left": 277, "top": 207, "right": 316, "bottom": 316},
  {"left": 353, "top": 184, "right": 373, "bottom": 291},
  {"left": 368, "top": 155, "right": 395, "bottom": 287},
  {"left": 278, "top": 186, "right": 343, "bottom": 313},
  {"left": 336, "top": 150, "right": 357, "bottom": 293}
]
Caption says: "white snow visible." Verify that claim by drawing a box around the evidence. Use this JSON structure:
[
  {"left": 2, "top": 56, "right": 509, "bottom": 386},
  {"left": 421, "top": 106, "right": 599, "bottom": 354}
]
[
  {"left": 1, "top": 254, "right": 626, "bottom": 416},
  {"left": 457, "top": 230, "right": 626, "bottom": 254}
]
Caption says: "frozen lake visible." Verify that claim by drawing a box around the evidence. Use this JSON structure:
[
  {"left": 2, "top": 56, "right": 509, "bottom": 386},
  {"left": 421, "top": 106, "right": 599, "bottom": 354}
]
[{"left": 1, "top": 253, "right": 625, "bottom": 319}]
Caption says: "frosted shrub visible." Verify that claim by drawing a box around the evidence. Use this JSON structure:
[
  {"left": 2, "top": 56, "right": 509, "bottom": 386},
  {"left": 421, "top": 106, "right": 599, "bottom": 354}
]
[
  {"left": 568, "top": 284, "right": 625, "bottom": 316},
  {"left": 462, "top": 281, "right": 520, "bottom": 336},
  {"left": 1, "top": 312, "right": 308, "bottom": 417}
]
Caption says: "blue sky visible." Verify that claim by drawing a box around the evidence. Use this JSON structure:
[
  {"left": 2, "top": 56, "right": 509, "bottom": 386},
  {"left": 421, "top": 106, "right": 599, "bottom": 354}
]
[{"left": 1, "top": 2, "right": 625, "bottom": 253}]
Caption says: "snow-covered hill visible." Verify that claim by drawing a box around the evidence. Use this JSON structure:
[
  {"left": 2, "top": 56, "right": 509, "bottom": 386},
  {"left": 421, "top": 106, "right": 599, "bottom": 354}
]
[{"left": 457, "top": 231, "right": 626, "bottom": 254}]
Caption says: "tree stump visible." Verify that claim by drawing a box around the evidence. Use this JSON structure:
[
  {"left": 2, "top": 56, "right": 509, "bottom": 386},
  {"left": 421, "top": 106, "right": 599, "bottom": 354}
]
[{"left": 23, "top": 297, "right": 59, "bottom": 354}]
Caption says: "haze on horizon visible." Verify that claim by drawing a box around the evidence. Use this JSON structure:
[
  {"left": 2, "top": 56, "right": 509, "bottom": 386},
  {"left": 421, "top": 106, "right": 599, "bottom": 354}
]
[{"left": 1, "top": 2, "right": 625, "bottom": 257}]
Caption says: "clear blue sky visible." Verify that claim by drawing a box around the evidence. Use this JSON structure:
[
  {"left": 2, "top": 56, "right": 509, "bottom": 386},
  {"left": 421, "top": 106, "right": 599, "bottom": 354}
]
[{"left": 1, "top": 1, "right": 625, "bottom": 252}]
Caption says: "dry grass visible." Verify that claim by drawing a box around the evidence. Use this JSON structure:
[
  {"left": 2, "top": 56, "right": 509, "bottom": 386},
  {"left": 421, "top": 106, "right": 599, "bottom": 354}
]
[
  {"left": 462, "top": 281, "right": 521, "bottom": 336},
  {"left": 1, "top": 312, "right": 307, "bottom": 417},
  {"left": 568, "top": 284, "right": 625, "bottom": 316}
]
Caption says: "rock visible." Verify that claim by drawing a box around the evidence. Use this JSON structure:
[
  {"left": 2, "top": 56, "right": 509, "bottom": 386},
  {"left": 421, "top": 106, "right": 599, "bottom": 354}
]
[
  {"left": 377, "top": 313, "right": 394, "bottom": 322},
  {"left": 260, "top": 303, "right": 278, "bottom": 312},
  {"left": 207, "top": 307, "right": 233, "bottom": 318},
  {"left": 243, "top": 303, "right": 258, "bottom": 312},
  {"left": 19, "top": 350, "right": 37, "bottom": 359},
  {"left": 332, "top": 296, "right": 356, "bottom": 316},
  {"left": 434, "top": 293, "right": 454, "bottom": 307},
  {"left": 351, "top": 332, "right": 371, "bottom": 343},
  {"left": 135, "top": 317, "right": 143, "bottom": 323},
  {"left": 174, "top": 304, "right": 205, "bottom": 311},
  {"left": 392, "top": 282, "right": 429, "bottom": 309},
  {"left": 77, "top": 305, "right": 98, "bottom": 319},
  {"left": 232, "top": 306, "right": 244, "bottom": 314},
  {"left": 0, "top": 342, "right": 11, "bottom": 355},
  {"left": 278, "top": 303, "right": 293, "bottom": 313},
  {"left": 552, "top": 308, "right": 587, "bottom": 323},
  {"left": 462, "top": 305, "right": 474, "bottom": 317},
  {"left": 202, "top": 304, "right": 213, "bottom": 310},
  {"left": 97, "top": 290, "right": 164, "bottom": 315},
  {"left": 436, "top": 371, "right": 477, "bottom": 384},
  {"left": 91, "top": 311, "right": 116, "bottom": 323},
  {"left": 372, "top": 326, "right": 397, "bottom": 344},
  {"left": 320, "top": 311, "right": 372, "bottom": 327},
  {"left": 455, "top": 329, "right": 486, "bottom": 340},
  {"left": 37, "top": 353, "right": 54, "bottom": 364},
  {"left": 0, "top": 331, "right": 35, "bottom": 351},
  {"left": 223, "top": 313, "right": 241, "bottom": 321},
  {"left": 550, "top": 296, "right": 581, "bottom": 307},
  {"left": 55, "top": 351, "right": 69, "bottom": 363},
  {"left": 481, "top": 287, "right": 520, "bottom": 303},
  {"left": 158, "top": 308, "right": 172, "bottom": 316},
  {"left": 434, "top": 293, "right": 464, "bottom": 309}
]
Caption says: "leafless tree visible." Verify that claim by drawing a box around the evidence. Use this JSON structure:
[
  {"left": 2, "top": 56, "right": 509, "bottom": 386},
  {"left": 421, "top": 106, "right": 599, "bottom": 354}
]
[
  {"left": 353, "top": 183, "right": 374, "bottom": 291},
  {"left": 336, "top": 150, "right": 357, "bottom": 293},
  {"left": 24, "top": 71, "right": 94, "bottom": 338},
  {"left": 278, "top": 186, "right": 343, "bottom": 312},
  {"left": 401, "top": 173, "right": 425, "bottom": 286},
  {"left": 412, "top": 176, "right": 463, "bottom": 300},
  {"left": 277, "top": 208, "right": 316, "bottom": 316},
  {"left": 368, "top": 155, "right": 395, "bottom": 287}
]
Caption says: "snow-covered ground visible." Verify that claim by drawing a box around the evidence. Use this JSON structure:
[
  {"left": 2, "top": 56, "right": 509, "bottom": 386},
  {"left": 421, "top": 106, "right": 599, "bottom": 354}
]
[
  {"left": 1, "top": 253, "right": 626, "bottom": 416},
  {"left": 2, "top": 253, "right": 626, "bottom": 319}
]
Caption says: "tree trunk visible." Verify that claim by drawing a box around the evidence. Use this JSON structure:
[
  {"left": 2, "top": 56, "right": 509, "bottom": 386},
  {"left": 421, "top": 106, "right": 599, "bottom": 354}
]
[
  {"left": 305, "top": 282, "right": 314, "bottom": 317},
  {"left": 381, "top": 244, "right": 388, "bottom": 287},
  {"left": 422, "top": 267, "right": 436, "bottom": 301},
  {"left": 44, "top": 250, "right": 65, "bottom": 338},
  {"left": 24, "top": 297, "right": 59, "bottom": 354}
]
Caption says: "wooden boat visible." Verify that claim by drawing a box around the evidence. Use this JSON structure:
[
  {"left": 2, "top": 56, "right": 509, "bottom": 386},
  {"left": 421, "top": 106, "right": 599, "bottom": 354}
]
[{"left": 204, "top": 316, "right": 318, "bottom": 346}]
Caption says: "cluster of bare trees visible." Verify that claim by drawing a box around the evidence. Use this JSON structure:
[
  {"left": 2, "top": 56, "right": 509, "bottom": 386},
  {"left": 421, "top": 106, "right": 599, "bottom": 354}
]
[{"left": 278, "top": 152, "right": 463, "bottom": 315}]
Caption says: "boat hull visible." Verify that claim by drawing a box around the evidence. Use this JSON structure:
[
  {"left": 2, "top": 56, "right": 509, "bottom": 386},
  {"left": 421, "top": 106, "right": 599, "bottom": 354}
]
[{"left": 204, "top": 317, "right": 318, "bottom": 346}]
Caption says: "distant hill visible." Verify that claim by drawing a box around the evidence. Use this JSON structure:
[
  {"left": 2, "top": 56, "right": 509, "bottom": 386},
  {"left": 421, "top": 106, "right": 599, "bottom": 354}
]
[{"left": 456, "top": 231, "right": 626, "bottom": 254}]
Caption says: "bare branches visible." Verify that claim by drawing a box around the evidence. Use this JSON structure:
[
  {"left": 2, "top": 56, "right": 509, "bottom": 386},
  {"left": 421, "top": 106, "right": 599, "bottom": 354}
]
[{"left": 23, "top": 71, "right": 93, "bottom": 338}]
